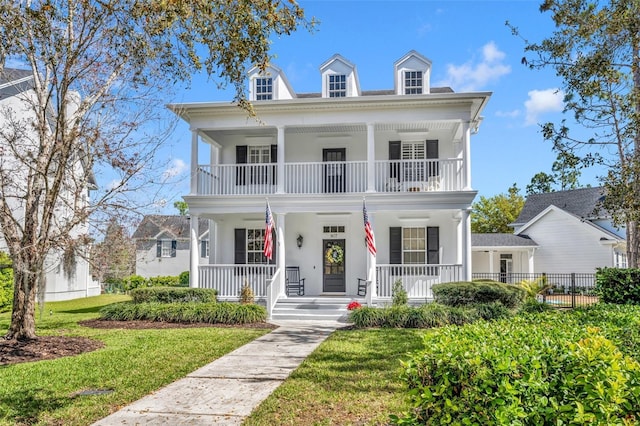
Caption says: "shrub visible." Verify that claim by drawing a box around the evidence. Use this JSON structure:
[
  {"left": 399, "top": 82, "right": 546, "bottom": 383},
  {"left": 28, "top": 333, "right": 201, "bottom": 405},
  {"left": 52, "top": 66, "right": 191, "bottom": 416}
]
[
  {"left": 391, "top": 309, "right": 640, "bottom": 425},
  {"left": 348, "top": 302, "right": 511, "bottom": 329},
  {"left": 517, "top": 276, "right": 552, "bottom": 301},
  {"left": 239, "top": 284, "right": 255, "bottom": 304},
  {"left": 130, "top": 287, "right": 217, "bottom": 304},
  {"left": 147, "top": 275, "right": 181, "bottom": 287},
  {"left": 432, "top": 281, "right": 525, "bottom": 308},
  {"left": 100, "top": 301, "right": 266, "bottom": 324},
  {"left": 392, "top": 280, "right": 408, "bottom": 306},
  {"left": 123, "top": 275, "right": 147, "bottom": 291},
  {"left": 179, "top": 270, "right": 190, "bottom": 286},
  {"left": 595, "top": 267, "right": 640, "bottom": 304}
]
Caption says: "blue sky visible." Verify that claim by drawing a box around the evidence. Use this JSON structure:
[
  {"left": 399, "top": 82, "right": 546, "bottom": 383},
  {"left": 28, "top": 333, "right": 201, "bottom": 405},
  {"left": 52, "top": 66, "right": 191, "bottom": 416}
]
[{"left": 162, "top": 0, "right": 607, "bottom": 211}]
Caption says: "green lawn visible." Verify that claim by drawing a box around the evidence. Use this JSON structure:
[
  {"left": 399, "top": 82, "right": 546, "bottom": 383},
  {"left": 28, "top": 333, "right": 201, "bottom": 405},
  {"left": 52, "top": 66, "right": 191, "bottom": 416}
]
[
  {"left": 0, "top": 295, "right": 272, "bottom": 426},
  {"left": 1, "top": 296, "right": 426, "bottom": 426}
]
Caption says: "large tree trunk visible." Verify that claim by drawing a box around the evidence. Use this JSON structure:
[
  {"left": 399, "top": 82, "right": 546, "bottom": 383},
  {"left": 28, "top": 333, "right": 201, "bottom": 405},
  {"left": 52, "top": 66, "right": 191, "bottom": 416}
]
[
  {"left": 4, "top": 263, "right": 39, "bottom": 340},
  {"left": 627, "top": 220, "right": 640, "bottom": 269}
]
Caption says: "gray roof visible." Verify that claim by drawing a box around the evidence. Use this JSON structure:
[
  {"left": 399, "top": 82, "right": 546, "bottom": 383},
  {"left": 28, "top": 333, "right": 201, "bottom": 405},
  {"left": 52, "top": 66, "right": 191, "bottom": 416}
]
[
  {"left": 514, "top": 187, "right": 606, "bottom": 225},
  {"left": 132, "top": 215, "right": 209, "bottom": 240},
  {"left": 295, "top": 87, "right": 454, "bottom": 98},
  {"left": 0, "top": 68, "right": 34, "bottom": 99},
  {"left": 471, "top": 233, "right": 537, "bottom": 248}
]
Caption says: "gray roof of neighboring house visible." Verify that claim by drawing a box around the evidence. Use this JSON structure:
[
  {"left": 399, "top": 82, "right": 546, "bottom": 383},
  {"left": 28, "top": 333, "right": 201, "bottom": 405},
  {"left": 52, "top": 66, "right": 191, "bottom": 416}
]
[
  {"left": 471, "top": 233, "right": 538, "bottom": 248},
  {"left": 0, "top": 68, "right": 34, "bottom": 99},
  {"left": 514, "top": 186, "right": 607, "bottom": 225},
  {"left": 132, "top": 215, "right": 209, "bottom": 240}
]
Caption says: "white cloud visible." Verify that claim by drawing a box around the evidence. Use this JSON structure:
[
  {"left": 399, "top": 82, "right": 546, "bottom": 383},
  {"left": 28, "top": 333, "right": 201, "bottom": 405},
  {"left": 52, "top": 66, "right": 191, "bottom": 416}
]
[
  {"left": 524, "top": 88, "right": 564, "bottom": 126},
  {"left": 496, "top": 109, "right": 521, "bottom": 118},
  {"left": 106, "top": 179, "right": 123, "bottom": 191},
  {"left": 439, "top": 41, "right": 511, "bottom": 92},
  {"left": 163, "top": 158, "right": 187, "bottom": 181}
]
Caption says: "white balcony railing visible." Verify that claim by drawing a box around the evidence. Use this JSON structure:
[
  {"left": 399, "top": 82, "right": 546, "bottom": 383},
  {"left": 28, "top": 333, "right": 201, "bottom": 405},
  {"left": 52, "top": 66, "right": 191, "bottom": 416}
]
[
  {"left": 376, "top": 264, "right": 463, "bottom": 299},
  {"left": 197, "top": 158, "right": 464, "bottom": 195},
  {"left": 199, "top": 264, "right": 276, "bottom": 300}
]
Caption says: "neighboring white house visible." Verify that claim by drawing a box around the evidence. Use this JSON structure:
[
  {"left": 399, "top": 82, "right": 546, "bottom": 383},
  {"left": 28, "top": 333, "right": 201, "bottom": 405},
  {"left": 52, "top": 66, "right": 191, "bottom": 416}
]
[
  {"left": 167, "top": 50, "right": 491, "bottom": 309},
  {"left": 133, "top": 215, "right": 210, "bottom": 278},
  {"left": 472, "top": 187, "right": 627, "bottom": 280},
  {"left": 0, "top": 68, "right": 99, "bottom": 301}
]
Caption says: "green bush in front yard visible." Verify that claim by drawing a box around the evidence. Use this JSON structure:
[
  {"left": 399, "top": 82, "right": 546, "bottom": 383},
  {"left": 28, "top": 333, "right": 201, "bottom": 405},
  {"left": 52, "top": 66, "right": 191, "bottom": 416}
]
[
  {"left": 391, "top": 306, "right": 640, "bottom": 425},
  {"left": 100, "top": 301, "right": 267, "bottom": 324},
  {"left": 432, "top": 280, "right": 526, "bottom": 308},
  {"left": 348, "top": 302, "right": 511, "bottom": 329},
  {"left": 595, "top": 267, "right": 640, "bottom": 304},
  {"left": 130, "top": 287, "right": 217, "bottom": 304},
  {"left": 0, "top": 253, "right": 13, "bottom": 313}
]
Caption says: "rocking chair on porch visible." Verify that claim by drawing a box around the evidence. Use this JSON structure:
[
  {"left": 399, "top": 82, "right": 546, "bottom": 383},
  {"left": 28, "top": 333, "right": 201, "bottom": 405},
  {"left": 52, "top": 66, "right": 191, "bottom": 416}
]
[{"left": 286, "top": 266, "right": 305, "bottom": 296}]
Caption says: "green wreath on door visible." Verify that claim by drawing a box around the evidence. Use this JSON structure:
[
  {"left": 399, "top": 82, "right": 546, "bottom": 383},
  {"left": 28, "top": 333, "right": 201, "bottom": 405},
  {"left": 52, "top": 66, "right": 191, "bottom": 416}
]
[{"left": 325, "top": 244, "right": 344, "bottom": 265}]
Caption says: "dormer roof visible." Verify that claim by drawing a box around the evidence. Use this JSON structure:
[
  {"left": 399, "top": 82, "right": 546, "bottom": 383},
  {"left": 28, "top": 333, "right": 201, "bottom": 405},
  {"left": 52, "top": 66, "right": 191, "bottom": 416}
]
[
  {"left": 319, "top": 54, "right": 361, "bottom": 98},
  {"left": 394, "top": 50, "right": 432, "bottom": 95},
  {"left": 247, "top": 64, "right": 296, "bottom": 101}
]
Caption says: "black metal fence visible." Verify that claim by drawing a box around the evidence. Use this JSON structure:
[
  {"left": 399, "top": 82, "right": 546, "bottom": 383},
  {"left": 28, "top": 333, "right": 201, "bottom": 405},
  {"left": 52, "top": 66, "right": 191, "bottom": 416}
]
[{"left": 472, "top": 272, "right": 598, "bottom": 308}]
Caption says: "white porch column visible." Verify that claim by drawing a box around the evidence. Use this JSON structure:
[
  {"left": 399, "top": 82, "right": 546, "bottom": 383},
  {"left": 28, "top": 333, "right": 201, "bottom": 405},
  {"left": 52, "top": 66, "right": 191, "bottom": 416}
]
[
  {"left": 462, "top": 121, "right": 472, "bottom": 190},
  {"left": 528, "top": 249, "right": 535, "bottom": 274},
  {"left": 454, "top": 214, "right": 462, "bottom": 265},
  {"left": 366, "top": 123, "right": 375, "bottom": 192},
  {"left": 462, "top": 208, "right": 472, "bottom": 281},
  {"left": 489, "top": 251, "right": 495, "bottom": 274},
  {"left": 189, "top": 215, "right": 199, "bottom": 288},
  {"left": 277, "top": 126, "right": 285, "bottom": 194},
  {"left": 190, "top": 128, "right": 199, "bottom": 195},
  {"left": 209, "top": 219, "right": 217, "bottom": 264},
  {"left": 276, "top": 213, "right": 286, "bottom": 297}
]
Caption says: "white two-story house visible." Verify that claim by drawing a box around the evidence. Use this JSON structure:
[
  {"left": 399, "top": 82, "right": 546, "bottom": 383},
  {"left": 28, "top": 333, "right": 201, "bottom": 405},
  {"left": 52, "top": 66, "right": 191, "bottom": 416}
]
[{"left": 168, "top": 51, "right": 490, "bottom": 313}]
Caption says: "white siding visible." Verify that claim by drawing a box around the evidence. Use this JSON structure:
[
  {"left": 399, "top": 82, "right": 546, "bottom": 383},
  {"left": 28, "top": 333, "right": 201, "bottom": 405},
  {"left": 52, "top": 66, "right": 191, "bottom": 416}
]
[{"left": 523, "top": 209, "right": 613, "bottom": 273}]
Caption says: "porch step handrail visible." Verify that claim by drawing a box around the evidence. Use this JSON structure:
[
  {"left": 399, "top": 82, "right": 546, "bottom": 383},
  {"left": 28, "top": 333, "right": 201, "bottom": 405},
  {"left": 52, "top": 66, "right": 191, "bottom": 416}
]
[{"left": 266, "top": 267, "right": 282, "bottom": 320}]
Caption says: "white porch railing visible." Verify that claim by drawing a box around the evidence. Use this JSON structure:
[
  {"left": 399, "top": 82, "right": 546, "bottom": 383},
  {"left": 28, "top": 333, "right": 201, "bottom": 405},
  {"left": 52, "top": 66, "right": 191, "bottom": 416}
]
[
  {"left": 266, "top": 267, "right": 283, "bottom": 320},
  {"left": 199, "top": 264, "right": 276, "bottom": 300},
  {"left": 197, "top": 158, "right": 463, "bottom": 195},
  {"left": 376, "top": 264, "right": 463, "bottom": 299}
]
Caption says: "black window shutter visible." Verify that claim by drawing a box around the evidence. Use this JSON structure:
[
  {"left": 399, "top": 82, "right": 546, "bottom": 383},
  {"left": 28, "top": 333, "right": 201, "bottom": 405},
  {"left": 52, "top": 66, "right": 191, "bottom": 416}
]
[
  {"left": 426, "top": 140, "right": 439, "bottom": 177},
  {"left": 389, "top": 141, "right": 401, "bottom": 180},
  {"left": 171, "top": 240, "right": 177, "bottom": 257},
  {"left": 156, "top": 240, "right": 162, "bottom": 257},
  {"left": 389, "top": 227, "right": 402, "bottom": 264},
  {"left": 427, "top": 227, "right": 439, "bottom": 264},
  {"left": 236, "top": 145, "right": 247, "bottom": 185},
  {"left": 234, "top": 228, "right": 246, "bottom": 264},
  {"left": 270, "top": 144, "right": 277, "bottom": 186}
]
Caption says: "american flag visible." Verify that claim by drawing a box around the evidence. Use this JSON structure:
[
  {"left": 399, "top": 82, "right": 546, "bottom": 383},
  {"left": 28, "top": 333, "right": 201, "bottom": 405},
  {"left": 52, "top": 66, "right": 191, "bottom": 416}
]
[
  {"left": 263, "top": 201, "right": 275, "bottom": 260},
  {"left": 363, "top": 201, "right": 377, "bottom": 257}
]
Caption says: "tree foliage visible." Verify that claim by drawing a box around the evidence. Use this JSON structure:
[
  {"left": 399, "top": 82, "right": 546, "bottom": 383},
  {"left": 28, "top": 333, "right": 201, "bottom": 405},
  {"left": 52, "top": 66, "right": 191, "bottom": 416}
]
[
  {"left": 509, "top": 0, "right": 640, "bottom": 266},
  {"left": 527, "top": 150, "right": 587, "bottom": 194},
  {"left": 90, "top": 219, "right": 136, "bottom": 284},
  {"left": 0, "top": 0, "right": 311, "bottom": 339},
  {"left": 472, "top": 184, "right": 525, "bottom": 233},
  {"left": 174, "top": 200, "right": 189, "bottom": 216}
]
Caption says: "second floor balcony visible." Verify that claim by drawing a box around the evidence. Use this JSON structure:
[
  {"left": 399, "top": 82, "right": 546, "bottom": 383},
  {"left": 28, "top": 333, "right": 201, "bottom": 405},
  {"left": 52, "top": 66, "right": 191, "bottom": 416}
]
[{"left": 196, "top": 158, "right": 464, "bottom": 196}]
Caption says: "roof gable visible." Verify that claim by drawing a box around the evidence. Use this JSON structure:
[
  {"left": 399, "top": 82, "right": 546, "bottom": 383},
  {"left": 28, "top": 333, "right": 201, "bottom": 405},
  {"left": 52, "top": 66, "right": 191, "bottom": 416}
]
[
  {"left": 319, "top": 53, "right": 361, "bottom": 98},
  {"left": 514, "top": 187, "right": 606, "bottom": 225},
  {"left": 132, "top": 215, "right": 209, "bottom": 240}
]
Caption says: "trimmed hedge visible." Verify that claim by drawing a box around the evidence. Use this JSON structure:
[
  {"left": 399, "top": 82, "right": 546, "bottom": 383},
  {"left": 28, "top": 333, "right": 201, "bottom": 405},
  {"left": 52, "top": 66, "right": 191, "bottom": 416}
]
[
  {"left": 99, "top": 301, "right": 267, "bottom": 324},
  {"left": 392, "top": 304, "right": 640, "bottom": 425},
  {"left": 130, "top": 287, "right": 217, "bottom": 304},
  {"left": 348, "top": 302, "right": 511, "bottom": 329},
  {"left": 595, "top": 267, "right": 640, "bottom": 304},
  {"left": 432, "top": 280, "right": 526, "bottom": 308}
]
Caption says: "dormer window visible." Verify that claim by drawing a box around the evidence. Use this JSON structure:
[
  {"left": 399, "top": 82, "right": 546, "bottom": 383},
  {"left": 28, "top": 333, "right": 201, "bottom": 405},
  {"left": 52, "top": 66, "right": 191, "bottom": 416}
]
[
  {"left": 255, "top": 78, "right": 273, "bottom": 100},
  {"left": 328, "top": 74, "right": 346, "bottom": 97},
  {"left": 404, "top": 71, "right": 423, "bottom": 94}
]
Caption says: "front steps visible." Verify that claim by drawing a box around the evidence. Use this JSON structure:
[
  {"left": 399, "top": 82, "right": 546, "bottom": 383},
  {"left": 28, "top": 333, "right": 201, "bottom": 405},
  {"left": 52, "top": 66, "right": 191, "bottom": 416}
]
[{"left": 270, "top": 296, "right": 365, "bottom": 322}]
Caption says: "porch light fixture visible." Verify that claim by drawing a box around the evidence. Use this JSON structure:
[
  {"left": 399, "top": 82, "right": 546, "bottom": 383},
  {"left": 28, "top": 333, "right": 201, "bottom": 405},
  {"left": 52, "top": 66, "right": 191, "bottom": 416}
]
[{"left": 296, "top": 234, "right": 303, "bottom": 248}]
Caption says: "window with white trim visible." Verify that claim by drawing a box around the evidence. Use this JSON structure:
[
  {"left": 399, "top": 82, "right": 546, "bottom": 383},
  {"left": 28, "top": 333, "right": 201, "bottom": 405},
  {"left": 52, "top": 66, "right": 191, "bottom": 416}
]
[
  {"left": 402, "top": 227, "right": 426, "bottom": 264},
  {"left": 402, "top": 141, "right": 425, "bottom": 181},
  {"left": 328, "top": 74, "right": 346, "bottom": 97},
  {"left": 160, "top": 240, "right": 172, "bottom": 258},
  {"left": 249, "top": 145, "right": 270, "bottom": 164},
  {"left": 247, "top": 229, "right": 267, "bottom": 264},
  {"left": 404, "top": 71, "right": 423, "bottom": 94},
  {"left": 255, "top": 77, "right": 273, "bottom": 100},
  {"left": 615, "top": 251, "right": 628, "bottom": 268}
]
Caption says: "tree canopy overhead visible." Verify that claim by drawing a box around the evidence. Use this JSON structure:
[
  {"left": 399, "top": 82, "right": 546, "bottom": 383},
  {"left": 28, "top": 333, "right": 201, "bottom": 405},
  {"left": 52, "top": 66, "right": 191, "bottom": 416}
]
[
  {"left": 509, "top": 0, "right": 640, "bottom": 266},
  {"left": 471, "top": 184, "right": 525, "bottom": 234},
  {"left": 0, "top": 0, "right": 312, "bottom": 340}
]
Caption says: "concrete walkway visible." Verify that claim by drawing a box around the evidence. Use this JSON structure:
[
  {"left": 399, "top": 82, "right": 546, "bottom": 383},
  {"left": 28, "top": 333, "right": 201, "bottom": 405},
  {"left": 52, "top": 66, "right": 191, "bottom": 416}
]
[{"left": 92, "top": 320, "right": 344, "bottom": 425}]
